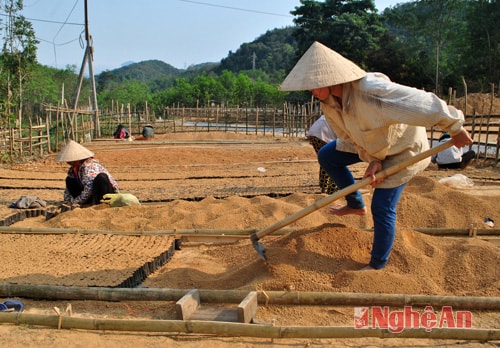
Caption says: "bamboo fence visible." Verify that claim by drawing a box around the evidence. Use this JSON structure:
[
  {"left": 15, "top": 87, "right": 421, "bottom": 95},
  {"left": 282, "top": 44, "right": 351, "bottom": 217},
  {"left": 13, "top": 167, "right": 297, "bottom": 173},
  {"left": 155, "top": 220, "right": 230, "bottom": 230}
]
[{"left": 1, "top": 96, "right": 499, "bottom": 165}]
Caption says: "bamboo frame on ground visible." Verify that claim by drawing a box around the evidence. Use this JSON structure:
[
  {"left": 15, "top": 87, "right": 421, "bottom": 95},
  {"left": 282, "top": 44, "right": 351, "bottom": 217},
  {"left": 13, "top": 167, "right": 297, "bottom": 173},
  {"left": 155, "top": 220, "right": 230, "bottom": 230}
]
[
  {"left": 0, "top": 284, "right": 498, "bottom": 310},
  {"left": 0, "top": 312, "right": 498, "bottom": 340},
  {"left": 0, "top": 226, "right": 498, "bottom": 245},
  {"left": 0, "top": 226, "right": 498, "bottom": 236}
]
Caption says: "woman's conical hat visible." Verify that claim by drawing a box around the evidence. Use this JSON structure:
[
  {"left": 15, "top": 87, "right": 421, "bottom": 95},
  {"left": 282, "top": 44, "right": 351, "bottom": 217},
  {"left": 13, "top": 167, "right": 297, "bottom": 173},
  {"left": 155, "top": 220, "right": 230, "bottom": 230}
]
[
  {"left": 55, "top": 140, "right": 94, "bottom": 162},
  {"left": 280, "top": 41, "right": 366, "bottom": 91}
]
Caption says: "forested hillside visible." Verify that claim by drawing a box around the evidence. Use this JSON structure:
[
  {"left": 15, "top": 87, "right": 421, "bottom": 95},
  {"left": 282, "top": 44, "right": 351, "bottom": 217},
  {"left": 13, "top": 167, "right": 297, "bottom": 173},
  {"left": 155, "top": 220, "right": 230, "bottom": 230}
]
[{"left": 0, "top": 0, "right": 497, "bottom": 120}]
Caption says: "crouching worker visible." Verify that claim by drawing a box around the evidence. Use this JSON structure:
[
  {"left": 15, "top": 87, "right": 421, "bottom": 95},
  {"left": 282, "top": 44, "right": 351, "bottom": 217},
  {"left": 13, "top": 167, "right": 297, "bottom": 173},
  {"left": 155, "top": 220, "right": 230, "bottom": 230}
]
[
  {"left": 431, "top": 132, "right": 476, "bottom": 169},
  {"left": 142, "top": 125, "right": 154, "bottom": 139},
  {"left": 113, "top": 124, "right": 130, "bottom": 139},
  {"left": 55, "top": 140, "right": 119, "bottom": 207}
]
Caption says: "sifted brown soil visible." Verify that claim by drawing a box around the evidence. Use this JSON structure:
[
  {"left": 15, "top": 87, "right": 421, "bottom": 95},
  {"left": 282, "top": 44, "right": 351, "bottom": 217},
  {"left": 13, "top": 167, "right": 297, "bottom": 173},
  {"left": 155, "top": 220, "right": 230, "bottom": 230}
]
[{"left": 0, "top": 130, "right": 498, "bottom": 348}]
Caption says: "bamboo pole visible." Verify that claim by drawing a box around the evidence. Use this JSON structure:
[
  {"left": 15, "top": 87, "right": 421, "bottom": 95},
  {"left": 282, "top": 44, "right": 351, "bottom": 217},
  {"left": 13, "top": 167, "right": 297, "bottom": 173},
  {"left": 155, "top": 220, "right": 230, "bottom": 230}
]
[
  {"left": 413, "top": 227, "right": 500, "bottom": 236},
  {"left": 0, "top": 313, "right": 497, "bottom": 340},
  {"left": 0, "top": 226, "right": 298, "bottom": 236},
  {"left": 484, "top": 84, "right": 494, "bottom": 160},
  {"left": 9, "top": 124, "right": 13, "bottom": 160},
  {"left": 0, "top": 226, "right": 498, "bottom": 237},
  {"left": 462, "top": 77, "right": 473, "bottom": 153},
  {"left": 29, "top": 118, "right": 33, "bottom": 156},
  {"left": 252, "top": 141, "right": 454, "bottom": 242},
  {"left": 45, "top": 113, "right": 51, "bottom": 154},
  {"left": 0, "top": 284, "right": 499, "bottom": 310},
  {"left": 56, "top": 103, "right": 60, "bottom": 149},
  {"left": 496, "top": 124, "right": 500, "bottom": 167},
  {"left": 127, "top": 103, "right": 131, "bottom": 134},
  {"left": 255, "top": 106, "right": 259, "bottom": 135}
]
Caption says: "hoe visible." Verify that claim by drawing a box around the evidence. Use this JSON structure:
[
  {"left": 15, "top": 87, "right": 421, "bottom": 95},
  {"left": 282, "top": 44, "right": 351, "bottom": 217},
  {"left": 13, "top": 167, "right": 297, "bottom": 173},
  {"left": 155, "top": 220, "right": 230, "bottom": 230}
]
[{"left": 250, "top": 141, "right": 453, "bottom": 261}]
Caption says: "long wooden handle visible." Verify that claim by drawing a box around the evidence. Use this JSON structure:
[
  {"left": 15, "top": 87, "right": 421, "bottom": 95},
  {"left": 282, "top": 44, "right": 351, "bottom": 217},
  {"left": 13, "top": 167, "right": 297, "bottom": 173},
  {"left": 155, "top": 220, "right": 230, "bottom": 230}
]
[{"left": 255, "top": 141, "right": 452, "bottom": 239}]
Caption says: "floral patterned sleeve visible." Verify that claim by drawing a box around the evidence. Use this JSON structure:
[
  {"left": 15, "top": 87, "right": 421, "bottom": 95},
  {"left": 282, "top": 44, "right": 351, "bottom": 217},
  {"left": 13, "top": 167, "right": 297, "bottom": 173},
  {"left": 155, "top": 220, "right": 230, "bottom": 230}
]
[{"left": 71, "top": 159, "right": 119, "bottom": 205}]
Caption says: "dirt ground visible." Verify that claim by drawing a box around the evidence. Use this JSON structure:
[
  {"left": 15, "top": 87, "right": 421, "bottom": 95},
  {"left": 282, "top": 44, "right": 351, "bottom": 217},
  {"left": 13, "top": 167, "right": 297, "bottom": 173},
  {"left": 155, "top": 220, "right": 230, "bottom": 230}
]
[{"left": 0, "top": 130, "right": 499, "bottom": 348}]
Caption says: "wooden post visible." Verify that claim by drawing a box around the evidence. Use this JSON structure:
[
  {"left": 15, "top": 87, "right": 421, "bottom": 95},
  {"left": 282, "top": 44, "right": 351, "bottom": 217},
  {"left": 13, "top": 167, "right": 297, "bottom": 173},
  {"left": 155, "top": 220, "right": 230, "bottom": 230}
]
[
  {"left": 215, "top": 105, "right": 219, "bottom": 131},
  {"left": 9, "top": 125, "right": 13, "bottom": 161},
  {"left": 56, "top": 104, "right": 60, "bottom": 150},
  {"left": 163, "top": 108, "right": 166, "bottom": 133},
  {"left": 255, "top": 106, "right": 259, "bottom": 135},
  {"left": 237, "top": 291, "right": 258, "bottom": 323},
  {"left": 495, "top": 124, "right": 499, "bottom": 167},
  {"left": 263, "top": 106, "right": 266, "bottom": 136},
  {"left": 181, "top": 106, "right": 185, "bottom": 130},
  {"left": 477, "top": 108, "right": 484, "bottom": 159},
  {"left": 470, "top": 110, "right": 477, "bottom": 157},
  {"left": 175, "top": 289, "right": 200, "bottom": 320},
  {"left": 483, "top": 84, "right": 495, "bottom": 160},
  {"left": 29, "top": 119, "right": 33, "bottom": 156},
  {"left": 462, "top": 77, "right": 472, "bottom": 152},
  {"left": 245, "top": 106, "right": 248, "bottom": 135},
  {"left": 127, "top": 103, "right": 132, "bottom": 134},
  {"left": 45, "top": 113, "right": 51, "bottom": 154}
]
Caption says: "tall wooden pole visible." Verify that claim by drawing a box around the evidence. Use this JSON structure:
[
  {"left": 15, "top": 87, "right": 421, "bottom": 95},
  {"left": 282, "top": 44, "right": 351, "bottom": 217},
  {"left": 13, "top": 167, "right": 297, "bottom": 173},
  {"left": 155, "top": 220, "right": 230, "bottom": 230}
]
[{"left": 72, "top": 0, "right": 100, "bottom": 139}]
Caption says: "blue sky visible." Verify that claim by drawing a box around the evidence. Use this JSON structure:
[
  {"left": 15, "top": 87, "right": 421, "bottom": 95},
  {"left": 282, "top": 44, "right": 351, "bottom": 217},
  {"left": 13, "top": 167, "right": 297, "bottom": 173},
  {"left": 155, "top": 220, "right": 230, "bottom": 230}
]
[{"left": 19, "top": 0, "right": 406, "bottom": 73}]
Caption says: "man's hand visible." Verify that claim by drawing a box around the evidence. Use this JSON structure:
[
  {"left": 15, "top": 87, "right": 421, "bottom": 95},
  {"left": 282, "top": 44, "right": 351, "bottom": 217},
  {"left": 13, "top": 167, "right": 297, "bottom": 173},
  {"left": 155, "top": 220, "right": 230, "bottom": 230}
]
[
  {"left": 364, "top": 160, "right": 383, "bottom": 187},
  {"left": 452, "top": 128, "right": 473, "bottom": 148}
]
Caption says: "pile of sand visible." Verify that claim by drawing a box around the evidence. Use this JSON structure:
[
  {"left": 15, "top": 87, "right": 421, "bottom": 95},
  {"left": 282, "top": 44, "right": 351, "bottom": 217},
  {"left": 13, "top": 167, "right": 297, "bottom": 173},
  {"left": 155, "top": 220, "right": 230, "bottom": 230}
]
[
  {"left": 454, "top": 93, "right": 500, "bottom": 115},
  {"left": 5, "top": 176, "right": 497, "bottom": 297}
]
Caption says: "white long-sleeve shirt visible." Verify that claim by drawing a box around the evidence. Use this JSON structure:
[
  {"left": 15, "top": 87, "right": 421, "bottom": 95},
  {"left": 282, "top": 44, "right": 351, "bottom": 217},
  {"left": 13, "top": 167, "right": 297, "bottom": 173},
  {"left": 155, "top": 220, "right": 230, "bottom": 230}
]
[
  {"left": 321, "top": 73, "right": 464, "bottom": 188},
  {"left": 432, "top": 138, "right": 463, "bottom": 164},
  {"left": 307, "top": 115, "right": 337, "bottom": 143}
]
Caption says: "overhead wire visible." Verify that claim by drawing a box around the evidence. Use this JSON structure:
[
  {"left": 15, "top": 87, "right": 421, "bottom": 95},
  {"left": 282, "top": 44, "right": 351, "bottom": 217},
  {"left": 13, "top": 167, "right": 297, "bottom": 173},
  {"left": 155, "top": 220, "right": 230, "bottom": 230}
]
[
  {"left": 0, "top": 0, "right": 84, "bottom": 67},
  {"left": 52, "top": 0, "right": 80, "bottom": 42},
  {"left": 13, "top": 0, "right": 300, "bottom": 69},
  {"left": 50, "top": 0, "right": 81, "bottom": 66},
  {"left": 176, "top": 0, "right": 294, "bottom": 19}
]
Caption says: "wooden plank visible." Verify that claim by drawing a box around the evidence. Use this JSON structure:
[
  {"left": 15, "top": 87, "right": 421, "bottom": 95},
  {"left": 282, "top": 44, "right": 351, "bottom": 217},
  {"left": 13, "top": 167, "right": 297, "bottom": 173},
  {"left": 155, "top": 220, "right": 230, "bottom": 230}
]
[
  {"left": 175, "top": 289, "right": 199, "bottom": 320},
  {"left": 190, "top": 307, "right": 238, "bottom": 322},
  {"left": 181, "top": 235, "right": 246, "bottom": 243},
  {"left": 237, "top": 291, "right": 258, "bottom": 323}
]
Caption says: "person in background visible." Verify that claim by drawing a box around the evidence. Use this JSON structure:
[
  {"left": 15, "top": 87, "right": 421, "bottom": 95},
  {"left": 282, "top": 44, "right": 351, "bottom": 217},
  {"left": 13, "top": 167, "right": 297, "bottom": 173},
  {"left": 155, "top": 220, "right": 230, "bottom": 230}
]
[
  {"left": 142, "top": 125, "right": 154, "bottom": 139},
  {"left": 113, "top": 124, "right": 130, "bottom": 139},
  {"left": 55, "top": 140, "right": 119, "bottom": 207},
  {"left": 431, "top": 132, "right": 476, "bottom": 169},
  {"left": 307, "top": 115, "right": 338, "bottom": 194},
  {"left": 280, "top": 41, "right": 473, "bottom": 271}
]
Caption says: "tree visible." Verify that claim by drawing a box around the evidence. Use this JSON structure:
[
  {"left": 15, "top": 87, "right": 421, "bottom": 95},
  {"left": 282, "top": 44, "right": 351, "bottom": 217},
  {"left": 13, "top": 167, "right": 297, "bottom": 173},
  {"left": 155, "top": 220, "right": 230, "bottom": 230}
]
[
  {"left": 414, "top": 0, "right": 466, "bottom": 93},
  {"left": 463, "top": 0, "right": 499, "bottom": 92},
  {"left": 291, "top": 0, "right": 383, "bottom": 69},
  {"left": 216, "top": 27, "right": 298, "bottom": 80},
  {"left": 192, "top": 73, "right": 224, "bottom": 107},
  {"left": 380, "top": 0, "right": 468, "bottom": 94},
  {"left": 97, "top": 80, "right": 151, "bottom": 110},
  {"left": 0, "top": 0, "right": 38, "bottom": 127}
]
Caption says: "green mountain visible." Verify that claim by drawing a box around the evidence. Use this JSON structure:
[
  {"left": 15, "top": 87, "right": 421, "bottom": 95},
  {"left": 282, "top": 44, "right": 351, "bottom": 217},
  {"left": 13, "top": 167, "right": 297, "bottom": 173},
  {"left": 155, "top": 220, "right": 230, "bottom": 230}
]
[
  {"left": 104, "top": 59, "right": 181, "bottom": 81},
  {"left": 96, "top": 27, "right": 297, "bottom": 90},
  {"left": 215, "top": 27, "right": 297, "bottom": 77}
]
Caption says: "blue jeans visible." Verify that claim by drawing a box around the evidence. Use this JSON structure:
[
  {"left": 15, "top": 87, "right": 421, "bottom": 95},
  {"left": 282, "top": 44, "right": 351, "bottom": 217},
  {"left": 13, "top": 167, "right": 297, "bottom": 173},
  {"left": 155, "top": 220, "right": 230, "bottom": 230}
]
[{"left": 318, "top": 140, "right": 406, "bottom": 269}]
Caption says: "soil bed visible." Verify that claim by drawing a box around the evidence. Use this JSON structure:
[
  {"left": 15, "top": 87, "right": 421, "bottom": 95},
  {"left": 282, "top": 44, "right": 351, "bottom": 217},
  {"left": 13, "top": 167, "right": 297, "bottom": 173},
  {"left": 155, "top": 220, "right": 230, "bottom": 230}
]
[{"left": 0, "top": 131, "right": 498, "bottom": 348}]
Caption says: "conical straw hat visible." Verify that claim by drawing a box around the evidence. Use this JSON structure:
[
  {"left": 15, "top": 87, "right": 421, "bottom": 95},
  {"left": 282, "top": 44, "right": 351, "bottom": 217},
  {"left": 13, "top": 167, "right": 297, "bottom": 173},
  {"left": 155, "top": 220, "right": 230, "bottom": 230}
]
[
  {"left": 55, "top": 140, "right": 94, "bottom": 162},
  {"left": 280, "top": 41, "right": 366, "bottom": 91}
]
